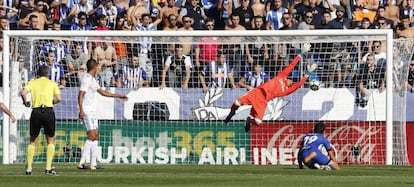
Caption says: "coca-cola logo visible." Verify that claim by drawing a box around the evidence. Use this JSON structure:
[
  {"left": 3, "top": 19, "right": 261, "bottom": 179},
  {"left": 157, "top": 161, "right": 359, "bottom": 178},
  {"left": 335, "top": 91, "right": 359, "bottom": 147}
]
[{"left": 262, "top": 123, "right": 385, "bottom": 164}]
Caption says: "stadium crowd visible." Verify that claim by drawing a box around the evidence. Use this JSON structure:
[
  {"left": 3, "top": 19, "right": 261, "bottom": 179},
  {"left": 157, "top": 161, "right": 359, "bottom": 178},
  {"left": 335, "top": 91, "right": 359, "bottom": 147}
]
[{"left": 0, "top": 0, "right": 413, "bottom": 107}]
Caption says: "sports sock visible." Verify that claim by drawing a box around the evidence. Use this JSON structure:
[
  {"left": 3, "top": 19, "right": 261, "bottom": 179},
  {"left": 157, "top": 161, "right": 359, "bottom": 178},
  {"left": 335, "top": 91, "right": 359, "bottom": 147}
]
[
  {"left": 46, "top": 144, "right": 55, "bottom": 170},
  {"left": 26, "top": 144, "right": 35, "bottom": 170},
  {"left": 91, "top": 140, "right": 98, "bottom": 167},
  {"left": 230, "top": 103, "right": 239, "bottom": 113},
  {"left": 79, "top": 139, "right": 92, "bottom": 165}
]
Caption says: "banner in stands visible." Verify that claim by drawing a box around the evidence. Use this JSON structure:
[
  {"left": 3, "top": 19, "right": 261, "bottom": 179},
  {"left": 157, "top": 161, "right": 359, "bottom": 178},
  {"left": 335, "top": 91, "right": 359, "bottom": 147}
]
[{"left": 10, "top": 87, "right": 412, "bottom": 121}]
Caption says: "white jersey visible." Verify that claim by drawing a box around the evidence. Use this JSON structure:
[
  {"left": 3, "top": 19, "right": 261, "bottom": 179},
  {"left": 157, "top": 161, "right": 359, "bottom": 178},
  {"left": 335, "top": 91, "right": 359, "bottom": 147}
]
[{"left": 79, "top": 73, "right": 101, "bottom": 117}]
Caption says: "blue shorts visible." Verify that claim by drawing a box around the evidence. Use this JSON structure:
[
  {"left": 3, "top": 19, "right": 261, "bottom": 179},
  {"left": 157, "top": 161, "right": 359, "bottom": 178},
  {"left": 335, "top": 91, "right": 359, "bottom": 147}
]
[{"left": 302, "top": 150, "right": 330, "bottom": 169}]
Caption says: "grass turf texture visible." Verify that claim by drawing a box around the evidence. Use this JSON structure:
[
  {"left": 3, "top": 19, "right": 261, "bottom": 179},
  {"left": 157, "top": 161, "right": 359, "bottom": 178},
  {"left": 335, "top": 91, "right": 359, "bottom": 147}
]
[{"left": 1, "top": 164, "right": 414, "bottom": 187}]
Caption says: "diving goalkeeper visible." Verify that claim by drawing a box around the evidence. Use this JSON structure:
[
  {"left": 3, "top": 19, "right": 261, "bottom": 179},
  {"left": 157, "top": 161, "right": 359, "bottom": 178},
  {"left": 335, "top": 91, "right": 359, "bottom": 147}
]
[{"left": 224, "top": 43, "right": 317, "bottom": 132}]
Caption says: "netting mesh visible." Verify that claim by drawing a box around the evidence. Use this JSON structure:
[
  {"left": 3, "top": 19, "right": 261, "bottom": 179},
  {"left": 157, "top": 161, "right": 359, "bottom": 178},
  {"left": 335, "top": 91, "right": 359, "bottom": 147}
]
[{"left": 2, "top": 31, "right": 412, "bottom": 165}]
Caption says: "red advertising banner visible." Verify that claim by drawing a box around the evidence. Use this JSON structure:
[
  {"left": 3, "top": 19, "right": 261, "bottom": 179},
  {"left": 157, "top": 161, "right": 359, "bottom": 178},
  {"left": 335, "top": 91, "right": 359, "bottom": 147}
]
[
  {"left": 406, "top": 123, "right": 414, "bottom": 164},
  {"left": 251, "top": 122, "right": 386, "bottom": 165}
]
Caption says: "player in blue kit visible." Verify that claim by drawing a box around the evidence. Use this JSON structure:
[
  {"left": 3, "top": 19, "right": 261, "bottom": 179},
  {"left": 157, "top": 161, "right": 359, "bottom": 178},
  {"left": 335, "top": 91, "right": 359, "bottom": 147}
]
[{"left": 298, "top": 122, "right": 340, "bottom": 170}]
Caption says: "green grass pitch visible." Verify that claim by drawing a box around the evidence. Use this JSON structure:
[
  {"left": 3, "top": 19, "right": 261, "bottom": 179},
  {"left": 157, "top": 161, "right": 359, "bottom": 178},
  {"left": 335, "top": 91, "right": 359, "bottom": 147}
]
[{"left": 1, "top": 164, "right": 414, "bottom": 187}]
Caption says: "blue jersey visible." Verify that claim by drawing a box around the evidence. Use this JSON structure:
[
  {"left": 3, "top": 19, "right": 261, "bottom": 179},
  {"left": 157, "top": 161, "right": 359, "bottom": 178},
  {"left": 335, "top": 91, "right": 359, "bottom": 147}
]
[{"left": 300, "top": 133, "right": 331, "bottom": 166}]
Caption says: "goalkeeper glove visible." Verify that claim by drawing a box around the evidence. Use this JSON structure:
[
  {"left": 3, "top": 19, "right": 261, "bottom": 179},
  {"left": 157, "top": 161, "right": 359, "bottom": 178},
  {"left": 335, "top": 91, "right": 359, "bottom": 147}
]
[
  {"left": 305, "top": 64, "right": 318, "bottom": 77},
  {"left": 299, "top": 43, "right": 311, "bottom": 58}
]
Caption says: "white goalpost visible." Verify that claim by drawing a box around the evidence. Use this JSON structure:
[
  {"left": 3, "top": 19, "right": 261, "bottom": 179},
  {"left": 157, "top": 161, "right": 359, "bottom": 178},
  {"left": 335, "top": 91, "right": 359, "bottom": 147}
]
[{"left": 1, "top": 29, "right": 409, "bottom": 166}]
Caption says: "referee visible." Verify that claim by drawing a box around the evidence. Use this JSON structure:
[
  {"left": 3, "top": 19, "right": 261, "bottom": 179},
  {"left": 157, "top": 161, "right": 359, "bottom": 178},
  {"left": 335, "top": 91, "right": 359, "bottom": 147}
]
[{"left": 21, "top": 65, "right": 62, "bottom": 175}]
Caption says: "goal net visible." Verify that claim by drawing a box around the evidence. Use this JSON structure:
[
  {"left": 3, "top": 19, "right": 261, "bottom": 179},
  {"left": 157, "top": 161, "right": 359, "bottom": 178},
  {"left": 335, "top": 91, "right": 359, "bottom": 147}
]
[{"left": 1, "top": 30, "right": 412, "bottom": 166}]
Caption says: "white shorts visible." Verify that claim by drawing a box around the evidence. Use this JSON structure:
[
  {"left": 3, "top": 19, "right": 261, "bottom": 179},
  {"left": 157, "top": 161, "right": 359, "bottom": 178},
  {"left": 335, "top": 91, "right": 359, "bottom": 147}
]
[{"left": 82, "top": 115, "right": 99, "bottom": 131}]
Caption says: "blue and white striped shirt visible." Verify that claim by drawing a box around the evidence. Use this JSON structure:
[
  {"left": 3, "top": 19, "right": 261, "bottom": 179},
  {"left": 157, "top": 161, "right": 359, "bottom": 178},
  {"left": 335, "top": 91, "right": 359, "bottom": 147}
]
[
  {"left": 116, "top": 65, "right": 148, "bottom": 88},
  {"left": 202, "top": 61, "right": 232, "bottom": 88},
  {"left": 41, "top": 42, "right": 68, "bottom": 63},
  {"left": 38, "top": 62, "right": 65, "bottom": 85},
  {"left": 244, "top": 71, "right": 270, "bottom": 88},
  {"left": 135, "top": 23, "right": 156, "bottom": 53}
]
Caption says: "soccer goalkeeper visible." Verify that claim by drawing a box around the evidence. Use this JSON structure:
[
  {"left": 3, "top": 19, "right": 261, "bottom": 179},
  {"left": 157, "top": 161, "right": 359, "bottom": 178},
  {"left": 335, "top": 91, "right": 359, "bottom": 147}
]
[{"left": 224, "top": 43, "right": 317, "bottom": 132}]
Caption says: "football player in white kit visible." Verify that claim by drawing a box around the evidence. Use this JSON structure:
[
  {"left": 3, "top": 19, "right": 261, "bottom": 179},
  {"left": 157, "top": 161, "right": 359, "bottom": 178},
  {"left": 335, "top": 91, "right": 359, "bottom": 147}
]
[{"left": 77, "top": 59, "right": 128, "bottom": 170}]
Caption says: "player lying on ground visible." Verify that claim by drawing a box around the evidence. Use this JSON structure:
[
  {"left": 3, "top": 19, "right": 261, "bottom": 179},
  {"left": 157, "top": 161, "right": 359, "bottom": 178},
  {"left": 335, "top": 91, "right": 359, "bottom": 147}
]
[
  {"left": 224, "top": 43, "right": 317, "bottom": 132},
  {"left": 298, "top": 122, "right": 340, "bottom": 170}
]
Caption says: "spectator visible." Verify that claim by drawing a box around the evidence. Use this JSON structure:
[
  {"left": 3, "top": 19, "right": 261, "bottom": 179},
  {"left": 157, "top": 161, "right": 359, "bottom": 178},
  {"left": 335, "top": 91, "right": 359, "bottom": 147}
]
[
  {"left": 353, "top": 0, "right": 379, "bottom": 22},
  {"left": 160, "top": 0, "right": 182, "bottom": 28},
  {"left": 396, "top": 15, "right": 414, "bottom": 38},
  {"left": 246, "top": 16, "right": 269, "bottom": 67},
  {"left": 201, "top": 0, "right": 220, "bottom": 29},
  {"left": 266, "top": 0, "right": 288, "bottom": 30},
  {"left": 0, "top": 5, "right": 19, "bottom": 23},
  {"left": 94, "top": 13, "right": 110, "bottom": 30},
  {"left": 93, "top": 42, "right": 117, "bottom": 87},
  {"left": 163, "top": 13, "right": 179, "bottom": 30},
  {"left": 238, "top": 62, "right": 270, "bottom": 91},
  {"left": 0, "top": 16, "right": 9, "bottom": 31},
  {"left": 356, "top": 53, "right": 385, "bottom": 107},
  {"left": 383, "top": 0, "right": 400, "bottom": 27},
  {"left": 115, "top": 53, "right": 149, "bottom": 88},
  {"left": 233, "top": 0, "right": 254, "bottom": 29},
  {"left": 65, "top": 42, "right": 89, "bottom": 85},
  {"left": 52, "top": 0, "right": 75, "bottom": 30},
  {"left": 161, "top": 13, "right": 179, "bottom": 78},
  {"left": 51, "top": 20, "right": 61, "bottom": 30},
  {"left": 330, "top": 5, "right": 352, "bottom": 29},
  {"left": 406, "top": 56, "right": 414, "bottom": 93},
  {"left": 114, "top": 14, "right": 130, "bottom": 67},
  {"left": 68, "top": 0, "right": 94, "bottom": 26},
  {"left": 400, "top": 0, "right": 414, "bottom": 27},
  {"left": 178, "top": 15, "right": 194, "bottom": 55},
  {"left": 373, "top": 7, "right": 393, "bottom": 29},
  {"left": 114, "top": 0, "right": 130, "bottom": 15},
  {"left": 70, "top": 12, "right": 93, "bottom": 30},
  {"left": 315, "top": 11, "right": 342, "bottom": 29},
  {"left": 298, "top": 11, "right": 315, "bottom": 30},
  {"left": 17, "top": 0, "right": 36, "bottom": 30},
  {"left": 194, "top": 18, "right": 221, "bottom": 87},
  {"left": 16, "top": 55, "right": 30, "bottom": 89},
  {"left": 19, "top": 0, "right": 51, "bottom": 30},
  {"left": 127, "top": 0, "right": 149, "bottom": 26},
  {"left": 96, "top": 0, "right": 118, "bottom": 29},
  {"left": 251, "top": 0, "right": 266, "bottom": 17},
  {"left": 199, "top": 51, "right": 237, "bottom": 93},
  {"left": 217, "top": 0, "right": 233, "bottom": 27},
  {"left": 225, "top": 14, "right": 246, "bottom": 83},
  {"left": 180, "top": 0, "right": 208, "bottom": 30},
  {"left": 3, "top": 1, "right": 20, "bottom": 30},
  {"left": 358, "top": 17, "right": 373, "bottom": 29},
  {"left": 40, "top": 50, "right": 66, "bottom": 88},
  {"left": 290, "top": 0, "right": 333, "bottom": 26},
  {"left": 41, "top": 39, "right": 68, "bottom": 64},
  {"left": 133, "top": 13, "right": 162, "bottom": 86},
  {"left": 280, "top": 12, "right": 299, "bottom": 30},
  {"left": 366, "top": 40, "right": 386, "bottom": 68},
  {"left": 160, "top": 44, "right": 192, "bottom": 90}
]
